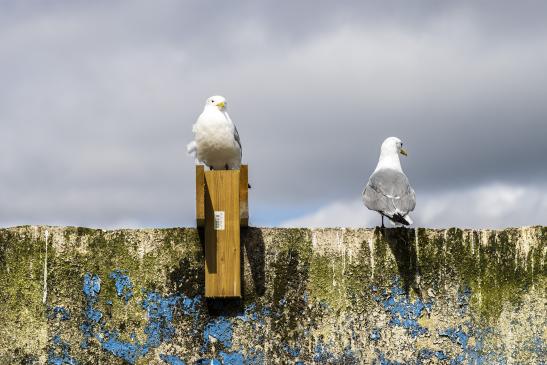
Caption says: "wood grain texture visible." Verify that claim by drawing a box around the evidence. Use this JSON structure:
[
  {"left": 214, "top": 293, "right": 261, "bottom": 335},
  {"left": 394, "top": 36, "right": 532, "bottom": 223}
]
[
  {"left": 239, "top": 165, "right": 249, "bottom": 227},
  {"left": 195, "top": 165, "right": 205, "bottom": 228},
  {"left": 204, "top": 170, "right": 241, "bottom": 297}
]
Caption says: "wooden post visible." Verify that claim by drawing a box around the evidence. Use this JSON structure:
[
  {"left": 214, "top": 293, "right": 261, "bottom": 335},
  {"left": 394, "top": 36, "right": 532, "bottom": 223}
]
[
  {"left": 196, "top": 165, "right": 205, "bottom": 228},
  {"left": 239, "top": 165, "right": 249, "bottom": 227},
  {"left": 196, "top": 165, "right": 248, "bottom": 298}
]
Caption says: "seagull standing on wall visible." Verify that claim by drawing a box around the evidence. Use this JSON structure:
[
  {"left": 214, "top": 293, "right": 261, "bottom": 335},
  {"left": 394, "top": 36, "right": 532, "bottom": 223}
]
[
  {"left": 187, "top": 95, "right": 242, "bottom": 170},
  {"left": 363, "top": 137, "right": 416, "bottom": 228}
]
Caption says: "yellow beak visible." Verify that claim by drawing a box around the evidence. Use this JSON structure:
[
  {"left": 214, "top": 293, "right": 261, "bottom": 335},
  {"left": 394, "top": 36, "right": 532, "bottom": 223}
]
[
  {"left": 400, "top": 148, "right": 408, "bottom": 156},
  {"left": 216, "top": 101, "right": 225, "bottom": 108}
]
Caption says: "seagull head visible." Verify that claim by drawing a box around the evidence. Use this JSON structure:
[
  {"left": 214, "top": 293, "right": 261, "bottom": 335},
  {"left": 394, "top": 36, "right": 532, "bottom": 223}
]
[
  {"left": 205, "top": 95, "right": 227, "bottom": 111},
  {"left": 381, "top": 136, "right": 407, "bottom": 157}
]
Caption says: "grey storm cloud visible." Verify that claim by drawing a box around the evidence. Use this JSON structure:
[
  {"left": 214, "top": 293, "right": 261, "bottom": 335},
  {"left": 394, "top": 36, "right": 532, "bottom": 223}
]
[{"left": 1, "top": 0, "right": 546, "bottom": 228}]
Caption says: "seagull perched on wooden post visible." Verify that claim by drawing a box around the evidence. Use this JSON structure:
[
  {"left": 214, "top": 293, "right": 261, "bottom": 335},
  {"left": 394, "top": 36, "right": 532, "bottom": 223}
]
[
  {"left": 363, "top": 137, "right": 416, "bottom": 228},
  {"left": 187, "top": 95, "right": 242, "bottom": 170}
]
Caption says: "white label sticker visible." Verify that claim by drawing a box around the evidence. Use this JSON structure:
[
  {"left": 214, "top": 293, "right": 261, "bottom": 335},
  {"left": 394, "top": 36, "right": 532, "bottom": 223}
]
[{"left": 214, "top": 211, "right": 225, "bottom": 230}]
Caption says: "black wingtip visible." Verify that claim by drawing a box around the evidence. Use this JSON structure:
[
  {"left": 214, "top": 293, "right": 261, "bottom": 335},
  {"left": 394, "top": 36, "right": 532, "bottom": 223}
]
[{"left": 390, "top": 213, "right": 410, "bottom": 225}]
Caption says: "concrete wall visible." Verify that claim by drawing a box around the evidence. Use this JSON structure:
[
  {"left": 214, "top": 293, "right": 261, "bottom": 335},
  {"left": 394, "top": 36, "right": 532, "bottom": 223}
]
[{"left": 0, "top": 226, "right": 545, "bottom": 364}]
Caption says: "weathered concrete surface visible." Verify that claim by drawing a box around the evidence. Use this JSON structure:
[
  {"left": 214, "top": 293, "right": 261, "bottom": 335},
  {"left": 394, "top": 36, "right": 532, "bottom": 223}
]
[{"left": 0, "top": 226, "right": 545, "bottom": 364}]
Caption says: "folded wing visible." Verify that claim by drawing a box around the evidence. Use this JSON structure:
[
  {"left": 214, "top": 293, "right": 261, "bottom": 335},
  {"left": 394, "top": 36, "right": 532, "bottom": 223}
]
[{"left": 363, "top": 169, "right": 416, "bottom": 221}]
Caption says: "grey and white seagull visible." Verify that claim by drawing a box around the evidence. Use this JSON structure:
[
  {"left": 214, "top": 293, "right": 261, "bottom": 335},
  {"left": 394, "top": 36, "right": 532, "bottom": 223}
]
[
  {"left": 187, "top": 95, "right": 242, "bottom": 170},
  {"left": 363, "top": 137, "right": 416, "bottom": 228}
]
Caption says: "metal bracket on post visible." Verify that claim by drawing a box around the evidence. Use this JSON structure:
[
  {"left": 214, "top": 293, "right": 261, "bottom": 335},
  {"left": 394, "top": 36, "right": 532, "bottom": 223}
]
[{"left": 196, "top": 165, "right": 248, "bottom": 298}]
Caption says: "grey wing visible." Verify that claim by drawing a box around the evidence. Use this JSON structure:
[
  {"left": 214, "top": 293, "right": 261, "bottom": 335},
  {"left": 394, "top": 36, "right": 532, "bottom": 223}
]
[
  {"left": 225, "top": 111, "right": 242, "bottom": 158},
  {"left": 363, "top": 169, "right": 415, "bottom": 215},
  {"left": 233, "top": 124, "right": 242, "bottom": 158},
  {"left": 400, "top": 184, "right": 416, "bottom": 213},
  {"left": 363, "top": 181, "right": 391, "bottom": 214}
]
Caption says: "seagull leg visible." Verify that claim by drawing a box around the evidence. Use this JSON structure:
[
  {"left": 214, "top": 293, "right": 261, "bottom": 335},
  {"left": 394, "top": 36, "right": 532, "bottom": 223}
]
[{"left": 381, "top": 216, "right": 385, "bottom": 229}]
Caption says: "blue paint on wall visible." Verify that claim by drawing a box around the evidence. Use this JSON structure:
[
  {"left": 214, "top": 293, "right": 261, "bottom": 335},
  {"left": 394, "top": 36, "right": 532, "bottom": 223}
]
[
  {"left": 91, "top": 291, "right": 181, "bottom": 364},
  {"left": 237, "top": 303, "right": 259, "bottom": 322},
  {"left": 79, "top": 271, "right": 202, "bottom": 364},
  {"left": 80, "top": 273, "right": 102, "bottom": 349},
  {"left": 203, "top": 317, "right": 233, "bottom": 349},
  {"left": 109, "top": 270, "right": 134, "bottom": 303},
  {"left": 160, "top": 354, "right": 186, "bottom": 365},
  {"left": 180, "top": 293, "right": 202, "bottom": 333},
  {"left": 236, "top": 303, "right": 273, "bottom": 332},
  {"left": 370, "top": 328, "right": 381, "bottom": 341},
  {"left": 196, "top": 359, "right": 221, "bottom": 365},
  {"left": 284, "top": 344, "right": 301, "bottom": 357},
  {"left": 439, "top": 324, "right": 508, "bottom": 365},
  {"left": 417, "top": 348, "right": 448, "bottom": 364},
  {"left": 529, "top": 336, "right": 546, "bottom": 358},
  {"left": 181, "top": 295, "right": 202, "bottom": 316},
  {"left": 374, "top": 278, "right": 431, "bottom": 337},
  {"left": 440, "top": 326, "right": 469, "bottom": 349},
  {"left": 82, "top": 273, "right": 101, "bottom": 298},
  {"left": 456, "top": 286, "right": 472, "bottom": 316},
  {"left": 313, "top": 340, "right": 358, "bottom": 364},
  {"left": 48, "top": 335, "right": 78, "bottom": 365},
  {"left": 47, "top": 305, "right": 76, "bottom": 364},
  {"left": 261, "top": 306, "right": 272, "bottom": 316},
  {"left": 313, "top": 340, "right": 330, "bottom": 363},
  {"left": 48, "top": 306, "right": 70, "bottom": 321},
  {"left": 376, "top": 351, "right": 404, "bottom": 365},
  {"left": 100, "top": 330, "right": 144, "bottom": 364},
  {"left": 245, "top": 350, "right": 265, "bottom": 365},
  {"left": 220, "top": 350, "right": 245, "bottom": 365},
  {"left": 73, "top": 271, "right": 518, "bottom": 364},
  {"left": 141, "top": 291, "right": 180, "bottom": 349}
]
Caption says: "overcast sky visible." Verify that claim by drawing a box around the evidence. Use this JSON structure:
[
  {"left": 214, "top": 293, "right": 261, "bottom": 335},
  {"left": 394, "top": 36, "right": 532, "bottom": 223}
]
[{"left": 1, "top": 1, "right": 546, "bottom": 229}]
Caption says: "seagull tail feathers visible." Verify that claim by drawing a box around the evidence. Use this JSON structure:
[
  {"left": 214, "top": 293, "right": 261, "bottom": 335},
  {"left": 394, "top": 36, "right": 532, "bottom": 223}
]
[
  {"left": 186, "top": 141, "right": 197, "bottom": 156},
  {"left": 403, "top": 214, "right": 413, "bottom": 225},
  {"left": 390, "top": 213, "right": 412, "bottom": 226}
]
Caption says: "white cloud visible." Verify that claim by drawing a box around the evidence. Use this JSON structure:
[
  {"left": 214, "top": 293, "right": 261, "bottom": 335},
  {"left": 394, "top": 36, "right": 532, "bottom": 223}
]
[
  {"left": 281, "top": 183, "right": 547, "bottom": 229},
  {"left": 280, "top": 200, "right": 376, "bottom": 228}
]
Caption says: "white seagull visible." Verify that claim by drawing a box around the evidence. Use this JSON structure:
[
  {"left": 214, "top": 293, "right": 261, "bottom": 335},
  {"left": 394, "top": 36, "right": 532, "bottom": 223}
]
[
  {"left": 187, "top": 95, "right": 242, "bottom": 170},
  {"left": 363, "top": 137, "right": 416, "bottom": 228}
]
